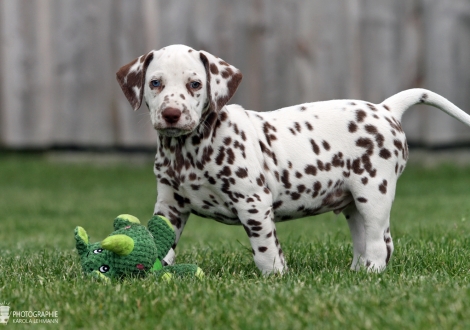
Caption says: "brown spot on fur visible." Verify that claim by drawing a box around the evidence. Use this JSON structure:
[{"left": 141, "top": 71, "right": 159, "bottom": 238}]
[
  {"left": 291, "top": 192, "right": 301, "bottom": 200},
  {"left": 233, "top": 124, "right": 240, "bottom": 135},
  {"left": 221, "top": 68, "right": 233, "bottom": 79},
  {"left": 210, "top": 63, "right": 219, "bottom": 75},
  {"left": 375, "top": 133, "right": 385, "bottom": 148},
  {"left": 217, "top": 166, "right": 232, "bottom": 178},
  {"left": 379, "top": 148, "right": 392, "bottom": 159},
  {"left": 394, "top": 139, "right": 403, "bottom": 150},
  {"left": 312, "top": 181, "right": 322, "bottom": 197},
  {"left": 220, "top": 111, "right": 228, "bottom": 122},
  {"left": 356, "top": 110, "right": 367, "bottom": 123},
  {"left": 331, "top": 152, "right": 344, "bottom": 168},
  {"left": 366, "top": 103, "right": 378, "bottom": 111},
  {"left": 385, "top": 117, "right": 404, "bottom": 133},
  {"left": 226, "top": 148, "right": 236, "bottom": 164},
  {"left": 356, "top": 137, "right": 374, "bottom": 155},
  {"left": 273, "top": 201, "right": 283, "bottom": 209},
  {"left": 223, "top": 136, "right": 232, "bottom": 146},
  {"left": 281, "top": 170, "right": 292, "bottom": 189},
  {"left": 174, "top": 192, "right": 190, "bottom": 208},
  {"left": 348, "top": 122, "right": 358, "bottom": 133},
  {"left": 259, "top": 141, "right": 278, "bottom": 165},
  {"left": 420, "top": 93, "right": 428, "bottom": 103},
  {"left": 191, "top": 135, "right": 201, "bottom": 146},
  {"left": 159, "top": 178, "right": 171, "bottom": 186},
  {"left": 215, "top": 147, "right": 226, "bottom": 165},
  {"left": 379, "top": 180, "right": 388, "bottom": 194},
  {"left": 294, "top": 122, "right": 302, "bottom": 132},
  {"left": 247, "top": 219, "right": 262, "bottom": 226},
  {"left": 235, "top": 167, "right": 248, "bottom": 178},
  {"left": 305, "top": 165, "right": 317, "bottom": 176},
  {"left": 263, "top": 122, "right": 277, "bottom": 146},
  {"left": 310, "top": 139, "right": 320, "bottom": 155},
  {"left": 365, "top": 125, "right": 378, "bottom": 135}
]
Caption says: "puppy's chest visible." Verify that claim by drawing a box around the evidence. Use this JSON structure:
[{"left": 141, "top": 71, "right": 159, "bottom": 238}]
[{"left": 157, "top": 162, "right": 233, "bottom": 215}]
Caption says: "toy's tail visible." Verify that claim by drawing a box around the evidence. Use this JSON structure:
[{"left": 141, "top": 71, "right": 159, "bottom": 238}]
[
  {"left": 381, "top": 88, "right": 470, "bottom": 125},
  {"left": 147, "top": 215, "right": 176, "bottom": 261}
]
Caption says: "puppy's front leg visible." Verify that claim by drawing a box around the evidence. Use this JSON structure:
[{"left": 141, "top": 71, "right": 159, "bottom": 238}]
[
  {"left": 238, "top": 201, "right": 286, "bottom": 275},
  {"left": 153, "top": 200, "right": 190, "bottom": 265}
]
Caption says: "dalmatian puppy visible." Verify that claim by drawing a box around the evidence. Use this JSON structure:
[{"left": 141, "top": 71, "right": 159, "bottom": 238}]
[{"left": 116, "top": 44, "right": 470, "bottom": 274}]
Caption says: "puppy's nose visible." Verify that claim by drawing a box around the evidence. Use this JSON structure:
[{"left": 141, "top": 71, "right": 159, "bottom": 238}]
[{"left": 162, "top": 107, "right": 182, "bottom": 124}]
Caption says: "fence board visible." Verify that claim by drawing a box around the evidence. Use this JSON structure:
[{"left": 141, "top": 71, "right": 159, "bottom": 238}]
[{"left": 1, "top": 0, "right": 470, "bottom": 148}]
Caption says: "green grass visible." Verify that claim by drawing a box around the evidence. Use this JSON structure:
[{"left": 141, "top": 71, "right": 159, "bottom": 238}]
[{"left": 1, "top": 153, "right": 470, "bottom": 329}]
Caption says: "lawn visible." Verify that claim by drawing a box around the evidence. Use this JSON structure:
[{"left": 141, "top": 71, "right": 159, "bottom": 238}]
[{"left": 0, "top": 153, "right": 470, "bottom": 329}]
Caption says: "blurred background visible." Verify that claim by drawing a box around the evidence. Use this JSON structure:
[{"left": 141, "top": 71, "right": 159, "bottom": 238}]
[{"left": 1, "top": 0, "right": 470, "bottom": 150}]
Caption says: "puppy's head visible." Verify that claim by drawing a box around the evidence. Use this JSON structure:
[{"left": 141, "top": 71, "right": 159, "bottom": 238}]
[{"left": 116, "top": 45, "right": 242, "bottom": 137}]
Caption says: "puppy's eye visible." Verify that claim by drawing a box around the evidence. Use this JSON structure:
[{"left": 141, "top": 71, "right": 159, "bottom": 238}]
[
  {"left": 151, "top": 80, "right": 161, "bottom": 88},
  {"left": 189, "top": 81, "right": 201, "bottom": 89}
]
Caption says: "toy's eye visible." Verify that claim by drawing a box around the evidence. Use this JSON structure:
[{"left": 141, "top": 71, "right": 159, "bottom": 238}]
[
  {"left": 93, "top": 249, "right": 103, "bottom": 254},
  {"left": 189, "top": 81, "right": 201, "bottom": 89},
  {"left": 99, "top": 265, "right": 110, "bottom": 273},
  {"left": 151, "top": 80, "right": 161, "bottom": 88}
]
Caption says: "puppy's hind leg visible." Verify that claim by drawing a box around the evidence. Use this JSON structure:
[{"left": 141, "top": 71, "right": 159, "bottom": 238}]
[
  {"left": 346, "top": 177, "right": 396, "bottom": 272},
  {"left": 343, "top": 203, "right": 366, "bottom": 271}
]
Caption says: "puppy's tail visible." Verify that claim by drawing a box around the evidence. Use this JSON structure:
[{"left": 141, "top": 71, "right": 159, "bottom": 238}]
[{"left": 381, "top": 88, "right": 470, "bottom": 126}]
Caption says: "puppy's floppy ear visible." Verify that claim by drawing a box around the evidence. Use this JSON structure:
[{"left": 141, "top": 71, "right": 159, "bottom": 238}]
[
  {"left": 116, "top": 51, "right": 155, "bottom": 111},
  {"left": 199, "top": 51, "right": 242, "bottom": 112}
]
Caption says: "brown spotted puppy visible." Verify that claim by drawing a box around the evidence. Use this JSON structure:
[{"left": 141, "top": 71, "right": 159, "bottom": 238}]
[{"left": 116, "top": 44, "right": 470, "bottom": 274}]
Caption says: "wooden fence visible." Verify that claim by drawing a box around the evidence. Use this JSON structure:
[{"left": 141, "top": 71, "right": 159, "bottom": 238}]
[{"left": 1, "top": 0, "right": 470, "bottom": 148}]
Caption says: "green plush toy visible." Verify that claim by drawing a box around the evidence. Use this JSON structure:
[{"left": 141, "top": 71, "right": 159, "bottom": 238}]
[{"left": 74, "top": 214, "right": 203, "bottom": 282}]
